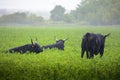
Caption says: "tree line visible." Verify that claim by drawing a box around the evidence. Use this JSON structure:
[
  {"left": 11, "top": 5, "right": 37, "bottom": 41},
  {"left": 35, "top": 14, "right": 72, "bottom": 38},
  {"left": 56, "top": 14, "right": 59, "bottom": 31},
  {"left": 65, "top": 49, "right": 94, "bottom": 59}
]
[
  {"left": 0, "top": 0, "right": 120, "bottom": 25},
  {"left": 0, "top": 12, "right": 44, "bottom": 25},
  {"left": 50, "top": 0, "right": 120, "bottom": 25}
]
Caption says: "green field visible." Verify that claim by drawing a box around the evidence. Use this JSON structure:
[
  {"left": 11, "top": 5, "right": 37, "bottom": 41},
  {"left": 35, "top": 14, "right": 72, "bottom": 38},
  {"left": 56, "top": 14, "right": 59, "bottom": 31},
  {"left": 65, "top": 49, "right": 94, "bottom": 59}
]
[{"left": 0, "top": 25, "right": 120, "bottom": 80}]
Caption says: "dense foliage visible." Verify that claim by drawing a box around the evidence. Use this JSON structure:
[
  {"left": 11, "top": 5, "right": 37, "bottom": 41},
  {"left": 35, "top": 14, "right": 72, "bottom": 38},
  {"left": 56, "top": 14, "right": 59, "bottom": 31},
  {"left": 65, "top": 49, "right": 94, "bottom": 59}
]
[
  {"left": 71, "top": 0, "right": 120, "bottom": 25},
  {"left": 0, "top": 0, "right": 120, "bottom": 25},
  {"left": 50, "top": 5, "right": 65, "bottom": 21},
  {"left": 0, "top": 25, "right": 120, "bottom": 80},
  {"left": 50, "top": 0, "right": 120, "bottom": 25},
  {"left": 0, "top": 12, "right": 44, "bottom": 25}
]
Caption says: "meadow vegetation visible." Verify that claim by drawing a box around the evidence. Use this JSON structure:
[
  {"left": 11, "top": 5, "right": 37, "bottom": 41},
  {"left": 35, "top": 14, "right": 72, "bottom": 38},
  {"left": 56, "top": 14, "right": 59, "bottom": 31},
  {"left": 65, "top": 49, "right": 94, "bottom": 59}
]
[{"left": 0, "top": 25, "right": 120, "bottom": 80}]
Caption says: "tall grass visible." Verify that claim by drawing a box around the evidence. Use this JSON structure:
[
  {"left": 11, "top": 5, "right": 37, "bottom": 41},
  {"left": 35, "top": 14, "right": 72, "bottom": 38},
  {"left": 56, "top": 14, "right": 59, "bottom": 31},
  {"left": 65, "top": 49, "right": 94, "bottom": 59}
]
[{"left": 0, "top": 25, "right": 120, "bottom": 80}]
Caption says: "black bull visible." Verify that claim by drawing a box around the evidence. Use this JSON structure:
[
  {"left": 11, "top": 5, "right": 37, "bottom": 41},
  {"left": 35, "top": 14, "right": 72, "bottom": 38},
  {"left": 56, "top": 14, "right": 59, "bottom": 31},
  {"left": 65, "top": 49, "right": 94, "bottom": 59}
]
[
  {"left": 81, "top": 33, "right": 110, "bottom": 59},
  {"left": 9, "top": 39, "right": 43, "bottom": 53},
  {"left": 42, "top": 39, "right": 68, "bottom": 50}
]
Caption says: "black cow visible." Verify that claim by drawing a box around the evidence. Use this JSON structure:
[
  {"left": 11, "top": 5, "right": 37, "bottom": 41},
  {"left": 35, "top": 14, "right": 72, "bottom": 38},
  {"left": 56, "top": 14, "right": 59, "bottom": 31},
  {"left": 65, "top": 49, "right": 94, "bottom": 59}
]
[
  {"left": 9, "top": 39, "right": 43, "bottom": 53},
  {"left": 81, "top": 32, "right": 110, "bottom": 59},
  {"left": 42, "top": 38, "right": 68, "bottom": 50}
]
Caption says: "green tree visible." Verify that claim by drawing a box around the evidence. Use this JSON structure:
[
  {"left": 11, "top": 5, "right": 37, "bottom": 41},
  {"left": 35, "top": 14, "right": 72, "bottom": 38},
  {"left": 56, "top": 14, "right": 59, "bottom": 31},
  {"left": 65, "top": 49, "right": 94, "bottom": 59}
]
[
  {"left": 72, "top": 0, "right": 120, "bottom": 25},
  {"left": 27, "top": 13, "right": 44, "bottom": 24},
  {"left": 63, "top": 13, "right": 75, "bottom": 23},
  {"left": 0, "top": 12, "right": 27, "bottom": 24},
  {"left": 0, "top": 12, "right": 44, "bottom": 25},
  {"left": 50, "top": 5, "right": 65, "bottom": 21}
]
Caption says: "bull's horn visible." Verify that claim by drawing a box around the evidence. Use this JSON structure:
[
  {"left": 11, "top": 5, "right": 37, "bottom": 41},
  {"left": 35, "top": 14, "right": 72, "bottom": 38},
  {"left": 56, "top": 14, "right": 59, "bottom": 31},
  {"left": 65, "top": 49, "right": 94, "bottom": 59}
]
[
  {"left": 54, "top": 36, "right": 58, "bottom": 41},
  {"left": 64, "top": 38, "right": 68, "bottom": 41},
  {"left": 31, "top": 39, "right": 34, "bottom": 45},
  {"left": 36, "top": 38, "right": 38, "bottom": 41},
  {"left": 35, "top": 37, "right": 38, "bottom": 43}
]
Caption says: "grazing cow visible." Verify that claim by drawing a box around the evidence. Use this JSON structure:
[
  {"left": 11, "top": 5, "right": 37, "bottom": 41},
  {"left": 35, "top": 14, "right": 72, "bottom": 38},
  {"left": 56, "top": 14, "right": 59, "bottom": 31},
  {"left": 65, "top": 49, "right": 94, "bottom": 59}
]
[
  {"left": 9, "top": 39, "right": 43, "bottom": 53},
  {"left": 42, "top": 38, "right": 68, "bottom": 50},
  {"left": 81, "top": 32, "right": 110, "bottom": 59}
]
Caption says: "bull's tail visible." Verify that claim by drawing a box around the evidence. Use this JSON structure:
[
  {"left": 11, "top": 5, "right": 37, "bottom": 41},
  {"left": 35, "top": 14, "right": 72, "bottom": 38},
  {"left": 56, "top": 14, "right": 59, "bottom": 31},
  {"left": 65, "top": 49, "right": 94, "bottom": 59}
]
[{"left": 104, "top": 33, "right": 111, "bottom": 38}]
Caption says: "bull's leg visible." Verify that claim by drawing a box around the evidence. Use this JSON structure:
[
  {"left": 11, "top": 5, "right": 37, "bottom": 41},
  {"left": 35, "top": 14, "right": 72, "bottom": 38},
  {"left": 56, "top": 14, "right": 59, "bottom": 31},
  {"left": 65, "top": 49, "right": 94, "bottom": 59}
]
[
  {"left": 86, "top": 51, "right": 89, "bottom": 59},
  {"left": 20, "top": 49, "right": 26, "bottom": 53},
  {"left": 100, "top": 47, "right": 104, "bottom": 58},
  {"left": 81, "top": 49, "right": 85, "bottom": 58},
  {"left": 100, "top": 51, "right": 104, "bottom": 58},
  {"left": 90, "top": 53, "right": 94, "bottom": 59},
  {"left": 60, "top": 47, "right": 64, "bottom": 50}
]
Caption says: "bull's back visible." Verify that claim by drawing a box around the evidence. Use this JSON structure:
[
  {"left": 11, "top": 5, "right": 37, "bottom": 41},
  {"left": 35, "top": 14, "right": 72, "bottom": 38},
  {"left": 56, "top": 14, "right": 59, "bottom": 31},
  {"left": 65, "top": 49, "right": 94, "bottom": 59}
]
[
  {"left": 9, "top": 47, "right": 21, "bottom": 53},
  {"left": 9, "top": 44, "right": 29, "bottom": 53}
]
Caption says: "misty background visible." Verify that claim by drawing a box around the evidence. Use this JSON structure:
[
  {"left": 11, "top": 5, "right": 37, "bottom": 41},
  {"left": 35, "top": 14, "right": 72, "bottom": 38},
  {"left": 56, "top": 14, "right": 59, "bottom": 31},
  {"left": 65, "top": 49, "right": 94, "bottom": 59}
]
[{"left": 0, "top": 0, "right": 120, "bottom": 26}]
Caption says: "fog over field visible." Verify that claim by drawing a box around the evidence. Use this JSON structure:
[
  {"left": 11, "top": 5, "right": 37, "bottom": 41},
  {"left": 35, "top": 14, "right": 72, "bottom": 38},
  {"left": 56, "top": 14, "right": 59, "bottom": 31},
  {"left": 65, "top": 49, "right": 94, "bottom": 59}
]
[
  {"left": 0, "top": 0, "right": 80, "bottom": 19},
  {"left": 0, "top": 0, "right": 120, "bottom": 25}
]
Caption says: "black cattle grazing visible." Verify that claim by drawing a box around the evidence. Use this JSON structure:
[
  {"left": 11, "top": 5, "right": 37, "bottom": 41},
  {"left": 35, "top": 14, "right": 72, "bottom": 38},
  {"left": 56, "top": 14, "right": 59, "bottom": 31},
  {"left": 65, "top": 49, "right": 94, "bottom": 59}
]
[
  {"left": 81, "top": 32, "right": 110, "bottom": 59},
  {"left": 42, "top": 38, "right": 68, "bottom": 50},
  {"left": 9, "top": 39, "right": 43, "bottom": 53}
]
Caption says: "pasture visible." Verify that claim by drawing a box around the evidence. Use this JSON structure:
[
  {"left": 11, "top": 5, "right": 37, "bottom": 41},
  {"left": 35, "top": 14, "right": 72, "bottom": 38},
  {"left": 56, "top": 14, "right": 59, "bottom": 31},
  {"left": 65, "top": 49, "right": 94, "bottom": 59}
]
[{"left": 0, "top": 25, "right": 120, "bottom": 80}]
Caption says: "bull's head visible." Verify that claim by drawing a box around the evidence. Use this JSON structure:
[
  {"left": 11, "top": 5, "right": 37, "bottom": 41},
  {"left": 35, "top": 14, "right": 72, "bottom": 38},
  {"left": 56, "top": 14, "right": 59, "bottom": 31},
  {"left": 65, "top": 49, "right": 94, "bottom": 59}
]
[
  {"left": 55, "top": 36, "right": 68, "bottom": 42},
  {"left": 55, "top": 38, "right": 68, "bottom": 43},
  {"left": 30, "top": 38, "right": 43, "bottom": 53}
]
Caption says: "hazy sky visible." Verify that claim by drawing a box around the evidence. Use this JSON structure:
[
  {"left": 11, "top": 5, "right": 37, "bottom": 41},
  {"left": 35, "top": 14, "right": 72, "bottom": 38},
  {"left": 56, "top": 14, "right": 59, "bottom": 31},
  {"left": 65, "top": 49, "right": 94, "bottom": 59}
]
[{"left": 0, "top": 0, "right": 80, "bottom": 12}]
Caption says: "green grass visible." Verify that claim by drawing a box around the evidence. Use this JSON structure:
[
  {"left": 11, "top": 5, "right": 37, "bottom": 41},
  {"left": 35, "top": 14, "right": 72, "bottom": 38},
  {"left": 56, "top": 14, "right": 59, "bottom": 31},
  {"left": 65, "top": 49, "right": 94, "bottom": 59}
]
[{"left": 0, "top": 25, "right": 120, "bottom": 80}]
